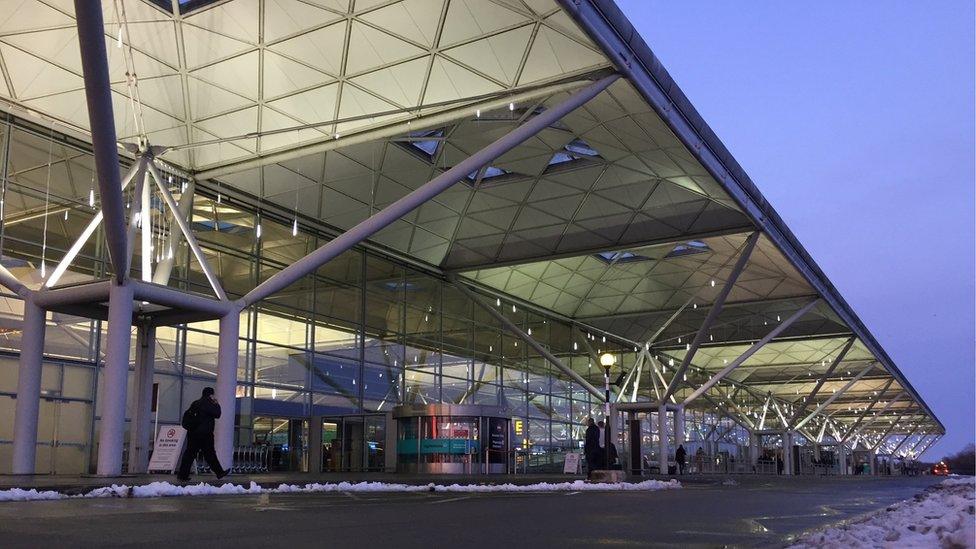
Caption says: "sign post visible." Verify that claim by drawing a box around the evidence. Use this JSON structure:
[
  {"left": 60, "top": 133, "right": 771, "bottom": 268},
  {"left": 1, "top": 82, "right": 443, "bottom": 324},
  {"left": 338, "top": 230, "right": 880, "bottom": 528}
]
[{"left": 147, "top": 424, "right": 187, "bottom": 473}]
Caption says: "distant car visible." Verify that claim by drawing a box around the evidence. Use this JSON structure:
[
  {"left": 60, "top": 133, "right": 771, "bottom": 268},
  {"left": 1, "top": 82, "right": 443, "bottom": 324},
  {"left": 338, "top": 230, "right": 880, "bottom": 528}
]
[{"left": 932, "top": 461, "right": 950, "bottom": 476}]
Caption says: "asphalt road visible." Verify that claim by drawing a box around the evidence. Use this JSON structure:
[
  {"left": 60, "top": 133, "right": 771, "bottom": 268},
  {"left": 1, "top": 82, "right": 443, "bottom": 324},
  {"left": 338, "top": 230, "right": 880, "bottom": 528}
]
[{"left": 0, "top": 475, "right": 941, "bottom": 548}]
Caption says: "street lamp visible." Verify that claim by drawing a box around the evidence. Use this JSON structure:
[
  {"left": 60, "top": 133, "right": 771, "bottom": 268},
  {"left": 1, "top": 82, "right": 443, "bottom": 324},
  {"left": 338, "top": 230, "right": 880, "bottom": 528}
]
[{"left": 600, "top": 353, "right": 615, "bottom": 470}]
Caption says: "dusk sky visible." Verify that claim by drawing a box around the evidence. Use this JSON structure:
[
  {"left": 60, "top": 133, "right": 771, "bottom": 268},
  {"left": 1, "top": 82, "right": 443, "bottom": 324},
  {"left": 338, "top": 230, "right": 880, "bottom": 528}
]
[{"left": 619, "top": 1, "right": 975, "bottom": 458}]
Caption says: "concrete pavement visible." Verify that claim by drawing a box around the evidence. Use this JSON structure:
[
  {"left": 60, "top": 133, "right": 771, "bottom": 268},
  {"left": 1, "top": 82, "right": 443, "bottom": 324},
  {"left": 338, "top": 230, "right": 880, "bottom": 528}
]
[{"left": 0, "top": 474, "right": 942, "bottom": 548}]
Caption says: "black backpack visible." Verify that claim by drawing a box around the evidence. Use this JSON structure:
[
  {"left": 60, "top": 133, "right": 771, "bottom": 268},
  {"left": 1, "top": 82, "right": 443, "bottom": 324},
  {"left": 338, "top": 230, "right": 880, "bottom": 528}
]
[{"left": 181, "top": 404, "right": 200, "bottom": 431}]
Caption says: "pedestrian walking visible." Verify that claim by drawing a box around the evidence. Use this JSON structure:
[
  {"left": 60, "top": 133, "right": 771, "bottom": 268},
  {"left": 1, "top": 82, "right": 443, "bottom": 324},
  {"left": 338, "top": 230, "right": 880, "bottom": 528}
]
[
  {"left": 675, "top": 444, "right": 687, "bottom": 475},
  {"left": 177, "top": 387, "right": 229, "bottom": 482}
]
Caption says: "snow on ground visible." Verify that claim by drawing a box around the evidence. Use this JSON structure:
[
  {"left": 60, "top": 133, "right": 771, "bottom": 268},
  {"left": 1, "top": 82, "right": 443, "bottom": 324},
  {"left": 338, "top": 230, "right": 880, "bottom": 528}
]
[
  {"left": 789, "top": 477, "right": 975, "bottom": 549},
  {"left": 0, "top": 478, "right": 680, "bottom": 502}
]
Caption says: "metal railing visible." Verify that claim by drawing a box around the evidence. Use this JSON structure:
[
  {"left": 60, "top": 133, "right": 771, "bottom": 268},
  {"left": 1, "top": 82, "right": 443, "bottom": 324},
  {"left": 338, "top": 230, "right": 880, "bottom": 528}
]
[{"left": 194, "top": 445, "right": 271, "bottom": 474}]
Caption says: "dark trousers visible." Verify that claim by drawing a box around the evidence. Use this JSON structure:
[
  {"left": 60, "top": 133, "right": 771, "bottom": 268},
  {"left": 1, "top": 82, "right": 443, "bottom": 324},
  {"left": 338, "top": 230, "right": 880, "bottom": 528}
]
[{"left": 177, "top": 432, "right": 224, "bottom": 478}]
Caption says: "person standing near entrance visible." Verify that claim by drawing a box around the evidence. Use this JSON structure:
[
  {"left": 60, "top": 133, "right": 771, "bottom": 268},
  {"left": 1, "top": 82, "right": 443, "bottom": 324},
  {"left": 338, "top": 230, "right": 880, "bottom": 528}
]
[
  {"left": 675, "top": 444, "right": 687, "bottom": 475},
  {"left": 583, "top": 418, "right": 600, "bottom": 476},
  {"left": 177, "top": 387, "right": 228, "bottom": 482}
]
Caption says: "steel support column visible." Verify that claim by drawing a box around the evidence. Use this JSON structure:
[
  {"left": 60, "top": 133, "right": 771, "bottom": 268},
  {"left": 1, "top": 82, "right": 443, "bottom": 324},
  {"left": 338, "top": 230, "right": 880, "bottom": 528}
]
[
  {"left": 0, "top": 264, "right": 29, "bottom": 297},
  {"left": 152, "top": 179, "right": 195, "bottom": 285},
  {"left": 128, "top": 324, "right": 156, "bottom": 473},
  {"left": 124, "top": 161, "right": 149, "bottom": 276},
  {"left": 214, "top": 310, "right": 241, "bottom": 469},
  {"left": 241, "top": 75, "right": 620, "bottom": 307},
  {"left": 147, "top": 162, "right": 227, "bottom": 301},
  {"left": 784, "top": 431, "right": 794, "bottom": 475},
  {"left": 657, "top": 404, "right": 669, "bottom": 474},
  {"left": 74, "top": 1, "right": 127, "bottom": 281},
  {"left": 96, "top": 282, "right": 134, "bottom": 476},
  {"left": 749, "top": 432, "right": 759, "bottom": 469},
  {"left": 758, "top": 394, "right": 771, "bottom": 431},
  {"left": 11, "top": 299, "right": 45, "bottom": 474},
  {"left": 674, "top": 405, "right": 685, "bottom": 447},
  {"left": 663, "top": 232, "right": 759, "bottom": 401},
  {"left": 837, "top": 441, "right": 848, "bottom": 475}
]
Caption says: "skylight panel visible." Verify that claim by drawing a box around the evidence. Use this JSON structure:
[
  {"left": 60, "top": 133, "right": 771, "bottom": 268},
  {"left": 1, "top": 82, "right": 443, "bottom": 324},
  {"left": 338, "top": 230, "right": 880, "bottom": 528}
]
[
  {"left": 547, "top": 138, "right": 603, "bottom": 168},
  {"left": 665, "top": 240, "right": 712, "bottom": 258},
  {"left": 564, "top": 139, "right": 600, "bottom": 157},
  {"left": 399, "top": 128, "right": 444, "bottom": 161},
  {"left": 464, "top": 165, "right": 512, "bottom": 187},
  {"left": 594, "top": 251, "right": 652, "bottom": 264}
]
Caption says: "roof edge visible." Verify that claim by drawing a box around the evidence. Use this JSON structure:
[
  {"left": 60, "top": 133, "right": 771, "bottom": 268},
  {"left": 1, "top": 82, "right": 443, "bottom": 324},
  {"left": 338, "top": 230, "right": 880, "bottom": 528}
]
[{"left": 558, "top": 0, "right": 943, "bottom": 433}]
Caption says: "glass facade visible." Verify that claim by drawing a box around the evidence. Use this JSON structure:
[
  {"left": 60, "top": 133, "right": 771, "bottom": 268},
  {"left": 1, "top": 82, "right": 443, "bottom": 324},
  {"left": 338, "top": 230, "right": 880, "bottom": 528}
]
[{"left": 0, "top": 116, "right": 638, "bottom": 474}]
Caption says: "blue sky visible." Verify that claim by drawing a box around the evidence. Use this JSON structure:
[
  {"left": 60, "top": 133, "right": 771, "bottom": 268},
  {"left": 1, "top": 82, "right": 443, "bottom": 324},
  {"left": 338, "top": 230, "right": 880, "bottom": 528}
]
[{"left": 618, "top": 0, "right": 975, "bottom": 458}]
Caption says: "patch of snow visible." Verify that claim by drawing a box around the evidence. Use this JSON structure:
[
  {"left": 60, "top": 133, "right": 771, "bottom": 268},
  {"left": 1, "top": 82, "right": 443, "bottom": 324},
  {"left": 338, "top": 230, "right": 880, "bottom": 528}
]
[
  {"left": 789, "top": 477, "right": 976, "bottom": 549},
  {"left": 274, "top": 479, "right": 680, "bottom": 494},
  {"left": 0, "top": 478, "right": 680, "bottom": 502},
  {"left": 0, "top": 488, "right": 66, "bottom": 502}
]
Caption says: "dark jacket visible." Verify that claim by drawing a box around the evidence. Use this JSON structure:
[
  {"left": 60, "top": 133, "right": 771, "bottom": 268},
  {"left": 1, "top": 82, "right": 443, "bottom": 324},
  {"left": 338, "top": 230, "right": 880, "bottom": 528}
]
[
  {"left": 675, "top": 446, "right": 687, "bottom": 464},
  {"left": 584, "top": 424, "right": 600, "bottom": 456},
  {"left": 188, "top": 397, "right": 221, "bottom": 435}
]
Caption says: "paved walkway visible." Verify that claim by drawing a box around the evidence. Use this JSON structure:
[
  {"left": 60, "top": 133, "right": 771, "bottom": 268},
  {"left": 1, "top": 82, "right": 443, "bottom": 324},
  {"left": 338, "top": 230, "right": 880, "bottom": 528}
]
[
  {"left": 0, "top": 470, "right": 929, "bottom": 492},
  {"left": 0, "top": 474, "right": 942, "bottom": 548},
  {"left": 0, "top": 471, "right": 594, "bottom": 493}
]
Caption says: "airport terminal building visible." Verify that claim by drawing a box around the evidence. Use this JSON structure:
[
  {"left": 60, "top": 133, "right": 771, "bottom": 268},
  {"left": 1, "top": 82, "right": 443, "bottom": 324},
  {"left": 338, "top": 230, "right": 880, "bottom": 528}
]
[{"left": 0, "top": 0, "right": 943, "bottom": 477}]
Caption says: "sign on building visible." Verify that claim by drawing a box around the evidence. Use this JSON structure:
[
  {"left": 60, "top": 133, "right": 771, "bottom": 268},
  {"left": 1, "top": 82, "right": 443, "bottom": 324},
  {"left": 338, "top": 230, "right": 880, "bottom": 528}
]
[{"left": 147, "top": 425, "right": 187, "bottom": 473}]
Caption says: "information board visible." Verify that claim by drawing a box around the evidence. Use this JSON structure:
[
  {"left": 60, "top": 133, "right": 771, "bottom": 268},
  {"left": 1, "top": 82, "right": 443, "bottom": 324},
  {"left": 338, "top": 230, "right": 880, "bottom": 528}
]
[
  {"left": 563, "top": 452, "right": 581, "bottom": 474},
  {"left": 147, "top": 425, "right": 187, "bottom": 472}
]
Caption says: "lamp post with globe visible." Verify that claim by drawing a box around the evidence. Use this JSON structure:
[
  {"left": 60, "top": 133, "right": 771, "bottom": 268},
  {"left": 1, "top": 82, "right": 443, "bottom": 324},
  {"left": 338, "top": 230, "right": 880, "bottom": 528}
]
[{"left": 600, "top": 352, "right": 615, "bottom": 470}]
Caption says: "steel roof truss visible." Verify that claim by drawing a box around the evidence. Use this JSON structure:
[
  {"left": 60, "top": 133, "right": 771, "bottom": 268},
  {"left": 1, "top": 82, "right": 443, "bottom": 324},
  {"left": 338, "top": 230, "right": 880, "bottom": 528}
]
[{"left": 663, "top": 231, "right": 758, "bottom": 401}]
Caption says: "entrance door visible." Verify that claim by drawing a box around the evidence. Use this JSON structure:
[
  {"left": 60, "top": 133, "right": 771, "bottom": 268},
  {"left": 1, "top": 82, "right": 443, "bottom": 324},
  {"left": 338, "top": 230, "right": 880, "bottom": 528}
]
[
  {"left": 321, "top": 416, "right": 385, "bottom": 472},
  {"left": 322, "top": 420, "right": 341, "bottom": 471},
  {"left": 252, "top": 416, "right": 308, "bottom": 471},
  {"left": 342, "top": 417, "right": 364, "bottom": 472}
]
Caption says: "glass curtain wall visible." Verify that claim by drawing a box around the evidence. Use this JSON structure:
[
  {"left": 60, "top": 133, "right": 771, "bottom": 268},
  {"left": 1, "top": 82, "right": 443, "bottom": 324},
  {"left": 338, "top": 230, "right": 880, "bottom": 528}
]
[{"left": 0, "top": 115, "right": 638, "bottom": 474}]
